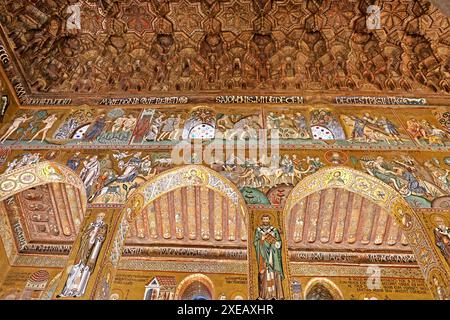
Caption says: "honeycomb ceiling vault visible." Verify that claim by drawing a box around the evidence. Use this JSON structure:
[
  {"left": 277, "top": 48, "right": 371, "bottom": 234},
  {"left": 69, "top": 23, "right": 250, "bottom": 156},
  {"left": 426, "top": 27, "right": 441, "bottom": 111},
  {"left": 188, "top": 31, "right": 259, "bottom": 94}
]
[{"left": 0, "top": 0, "right": 449, "bottom": 106}]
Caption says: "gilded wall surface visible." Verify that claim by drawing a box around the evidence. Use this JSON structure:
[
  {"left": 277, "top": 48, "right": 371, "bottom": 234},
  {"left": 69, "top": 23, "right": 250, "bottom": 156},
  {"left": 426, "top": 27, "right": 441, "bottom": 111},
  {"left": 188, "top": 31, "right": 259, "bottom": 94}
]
[
  {"left": 292, "top": 274, "right": 433, "bottom": 300},
  {"left": 0, "top": 264, "right": 435, "bottom": 300},
  {"left": 0, "top": 0, "right": 449, "bottom": 301},
  {"left": 0, "top": 236, "right": 10, "bottom": 286},
  {"left": 0, "top": 101, "right": 448, "bottom": 300}
]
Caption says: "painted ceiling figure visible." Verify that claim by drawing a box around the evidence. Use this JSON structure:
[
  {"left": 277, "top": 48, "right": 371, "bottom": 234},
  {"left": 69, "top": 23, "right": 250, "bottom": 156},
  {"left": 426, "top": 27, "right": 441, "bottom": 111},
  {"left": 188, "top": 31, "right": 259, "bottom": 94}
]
[
  {"left": 254, "top": 214, "right": 284, "bottom": 300},
  {"left": 66, "top": 151, "right": 82, "bottom": 171},
  {"left": 4, "top": 152, "right": 40, "bottom": 173},
  {"left": 0, "top": 92, "right": 8, "bottom": 120},
  {"left": 58, "top": 212, "right": 108, "bottom": 298},
  {"left": 310, "top": 109, "right": 345, "bottom": 140}
]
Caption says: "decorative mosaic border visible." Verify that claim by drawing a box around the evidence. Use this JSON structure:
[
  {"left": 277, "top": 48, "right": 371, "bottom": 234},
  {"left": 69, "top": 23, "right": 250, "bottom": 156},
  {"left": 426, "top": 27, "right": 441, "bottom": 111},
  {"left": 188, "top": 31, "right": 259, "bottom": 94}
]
[
  {"left": 118, "top": 259, "right": 247, "bottom": 275},
  {"left": 0, "top": 161, "right": 86, "bottom": 204},
  {"left": 290, "top": 263, "right": 426, "bottom": 279}
]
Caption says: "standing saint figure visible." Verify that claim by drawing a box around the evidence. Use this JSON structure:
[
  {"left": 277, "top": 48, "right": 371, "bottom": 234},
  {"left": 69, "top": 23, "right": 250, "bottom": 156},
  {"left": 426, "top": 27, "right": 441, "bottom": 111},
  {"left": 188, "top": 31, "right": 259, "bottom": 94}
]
[
  {"left": 254, "top": 214, "right": 285, "bottom": 300},
  {"left": 58, "top": 212, "right": 108, "bottom": 297}
]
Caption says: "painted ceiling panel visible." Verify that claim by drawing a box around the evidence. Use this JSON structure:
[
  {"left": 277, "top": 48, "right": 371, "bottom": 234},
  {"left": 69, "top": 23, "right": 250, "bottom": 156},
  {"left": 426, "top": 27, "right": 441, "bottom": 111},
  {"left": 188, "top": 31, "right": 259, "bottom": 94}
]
[{"left": 0, "top": 0, "right": 448, "bottom": 105}]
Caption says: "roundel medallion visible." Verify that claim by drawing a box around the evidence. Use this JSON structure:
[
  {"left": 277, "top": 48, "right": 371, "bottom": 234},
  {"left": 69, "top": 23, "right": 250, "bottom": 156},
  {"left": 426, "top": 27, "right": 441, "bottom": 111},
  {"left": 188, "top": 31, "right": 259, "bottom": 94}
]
[
  {"left": 0, "top": 179, "right": 17, "bottom": 192},
  {"left": 19, "top": 172, "right": 36, "bottom": 185}
]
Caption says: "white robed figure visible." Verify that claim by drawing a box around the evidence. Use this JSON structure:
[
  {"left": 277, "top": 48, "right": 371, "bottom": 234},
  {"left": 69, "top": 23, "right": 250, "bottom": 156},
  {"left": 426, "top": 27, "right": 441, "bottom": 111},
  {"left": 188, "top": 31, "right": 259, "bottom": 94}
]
[
  {"left": 79, "top": 155, "right": 100, "bottom": 195},
  {"left": 59, "top": 212, "right": 108, "bottom": 297}
]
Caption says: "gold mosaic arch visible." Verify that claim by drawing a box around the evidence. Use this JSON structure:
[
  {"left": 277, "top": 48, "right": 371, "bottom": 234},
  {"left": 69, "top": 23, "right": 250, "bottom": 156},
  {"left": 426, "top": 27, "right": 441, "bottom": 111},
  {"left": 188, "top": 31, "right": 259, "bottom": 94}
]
[
  {"left": 283, "top": 166, "right": 449, "bottom": 300},
  {"left": 111, "top": 165, "right": 249, "bottom": 268},
  {"left": 0, "top": 161, "right": 87, "bottom": 207},
  {"left": 122, "top": 164, "right": 248, "bottom": 223},
  {"left": 190, "top": 105, "right": 215, "bottom": 112},
  {"left": 174, "top": 273, "right": 215, "bottom": 300},
  {"left": 285, "top": 166, "right": 409, "bottom": 217},
  {"left": 41, "top": 272, "right": 62, "bottom": 300},
  {"left": 89, "top": 165, "right": 249, "bottom": 298},
  {"left": 304, "top": 277, "right": 345, "bottom": 300}
]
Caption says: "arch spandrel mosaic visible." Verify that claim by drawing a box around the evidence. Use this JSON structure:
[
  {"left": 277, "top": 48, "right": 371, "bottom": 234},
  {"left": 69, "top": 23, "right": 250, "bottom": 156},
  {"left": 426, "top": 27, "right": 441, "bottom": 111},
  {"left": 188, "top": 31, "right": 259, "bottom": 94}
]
[{"left": 0, "top": 0, "right": 449, "bottom": 301}]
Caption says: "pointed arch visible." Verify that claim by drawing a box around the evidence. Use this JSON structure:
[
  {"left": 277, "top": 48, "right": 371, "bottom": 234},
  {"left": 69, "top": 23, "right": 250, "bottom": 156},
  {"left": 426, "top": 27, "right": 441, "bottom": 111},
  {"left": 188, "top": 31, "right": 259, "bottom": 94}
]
[
  {"left": 304, "top": 278, "right": 344, "bottom": 300},
  {"left": 85, "top": 165, "right": 248, "bottom": 299},
  {"left": 283, "top": 166, "right": 449, "bottom": 300},
  {"left": 41, "top": 272, "right": 62, "bottom": 300},
  {"left": 123, "top": 164, "right": 247, "bottom": 222},
  {"left": 0, "top": 161, "right": 88, "bottom": 261},
  {"left": 175, "top": 274, "right": 215, "bottom": 300},
  {"left": 0, "top": 161, "right": 87, "bottom": 206}
]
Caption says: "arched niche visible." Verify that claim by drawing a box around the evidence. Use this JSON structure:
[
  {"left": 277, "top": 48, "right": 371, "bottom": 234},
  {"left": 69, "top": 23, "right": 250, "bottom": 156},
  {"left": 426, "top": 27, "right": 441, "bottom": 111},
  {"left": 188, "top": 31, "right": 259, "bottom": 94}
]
[
  {"left": 74, "top": 165, "right": 248, "bottom": 299},
  {"left": 126, "top": 184, "right": 248, "bottom": 246},
  {"left": 304, "top": 278, "right": 344, "bottom": 300},
  {"left": 0, "top": 161, "right": 88, "bottom": 258},
  {"left": 175, "top": 274, "right": 215, "bottom": 300},
  {"left": 0, "top": 161, "right": 87, "bottom": 205},
  {"left": 283, "top": 166, "right": 449, "bottom": 300},
  {"left": 286, "top": 188, "right": 410, "bottom": 250}
]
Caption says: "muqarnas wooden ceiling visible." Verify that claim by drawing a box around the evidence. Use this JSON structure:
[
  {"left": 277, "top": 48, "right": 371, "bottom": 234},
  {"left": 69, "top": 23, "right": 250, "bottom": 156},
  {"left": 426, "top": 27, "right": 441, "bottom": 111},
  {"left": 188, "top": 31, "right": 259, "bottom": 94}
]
[{"left": 0, "top": 0, "right": 449, "bottom": 102}]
